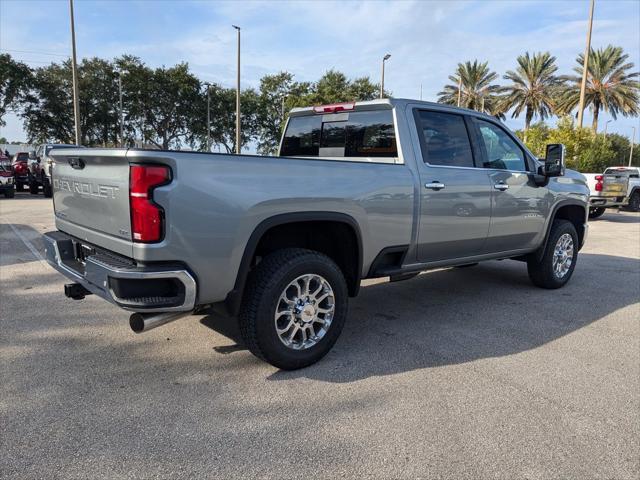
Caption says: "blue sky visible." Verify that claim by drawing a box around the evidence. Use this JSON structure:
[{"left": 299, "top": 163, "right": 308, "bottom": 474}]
[{"left": 1, "top": 0, "right": 639, "bottom": 143}]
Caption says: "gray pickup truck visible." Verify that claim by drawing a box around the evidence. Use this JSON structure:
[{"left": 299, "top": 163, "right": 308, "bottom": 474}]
[{"left": 44, "top": 99, "right": 589, "bottom": 369}]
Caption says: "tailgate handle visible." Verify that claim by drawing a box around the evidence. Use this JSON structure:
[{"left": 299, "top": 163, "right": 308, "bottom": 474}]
[{"left": 68, "top": 157, "right": 85, "bottom": 170}]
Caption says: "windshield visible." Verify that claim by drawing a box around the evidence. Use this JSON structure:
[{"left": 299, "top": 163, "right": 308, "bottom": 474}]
[{"left": 15, "top": 152, "right": 29, "bottom": 161}]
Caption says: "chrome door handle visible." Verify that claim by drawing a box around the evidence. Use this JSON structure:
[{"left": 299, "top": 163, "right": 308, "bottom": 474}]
[
  {"left": 494, "top": 183, "right": 509, "bottom": 191},
  {"left": 425, "top": 181, "right": 445, "bottom": 191}
]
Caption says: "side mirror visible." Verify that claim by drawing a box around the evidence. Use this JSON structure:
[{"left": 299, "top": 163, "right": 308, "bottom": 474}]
[{"left": 543, "top": 144, "right": 565, "bottom": 177}]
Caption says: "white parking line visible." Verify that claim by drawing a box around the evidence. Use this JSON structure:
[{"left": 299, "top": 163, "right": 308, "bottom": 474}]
[{"left": 8, "top": 223, "right": 48, "bottom": 269}]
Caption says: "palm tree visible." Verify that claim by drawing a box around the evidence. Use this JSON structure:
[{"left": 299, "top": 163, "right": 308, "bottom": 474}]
[
  {"left": 437, "top": 60, "right": 503, "bottom": 116},
  {"left": 500, "top": 52, "right": 562, "bottom": 140},
  {"left": 557, "top": 45, "right": 639, "bottom": 132}
]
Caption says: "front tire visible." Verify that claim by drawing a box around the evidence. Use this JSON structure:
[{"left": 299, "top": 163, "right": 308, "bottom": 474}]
[
  {"left": 527, "top": 219, "right": 578, "bottom": 289},
  {"left": 588, "top": 207, "right": 606, "bottom": 219},
  {"left": 4, "top": 187, "right": 15, "bottom": 198},
  {"left": 29, "top": 181, "right": 39, "bottom": 195},
  {"left": 239, "top": 248, "right": 348, "bottom": 370},
  {"left": 42, "top": 178, "right": 53, "bottom": 198}
]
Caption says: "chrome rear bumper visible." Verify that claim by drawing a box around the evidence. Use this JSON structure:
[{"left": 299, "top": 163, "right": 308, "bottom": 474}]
[{"left": 43, "top": 231, "right": 196, "bottom": 312}]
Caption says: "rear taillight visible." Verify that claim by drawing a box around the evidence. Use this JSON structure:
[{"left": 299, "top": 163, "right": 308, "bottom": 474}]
[
  {"left": 129, "top": 165, "right": 171, "bottom": 243},
  {"left": 595, "top": 174, "right": 603, "bottom": 192}
]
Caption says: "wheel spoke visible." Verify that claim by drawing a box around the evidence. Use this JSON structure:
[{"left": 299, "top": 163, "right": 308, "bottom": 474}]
[
  {"left": 310, "top": 282, "right": 323, "bottom": 297},
  {"left": 276, "top": 318, "right": 295, "bottom": 335},
  {"left": 300, "top": 326, "right": 308, "bottom": 344},
  {"left": 287, "top": 325, "right": 299, "bottom": 343}
]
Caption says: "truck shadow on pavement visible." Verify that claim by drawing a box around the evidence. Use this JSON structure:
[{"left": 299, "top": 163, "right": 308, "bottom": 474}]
[
  {"left": 593, "top": 212, "right": 640, "bottom": 223},
  {"left": 201, "top": 253, "right": 639, "bottom": 383}
]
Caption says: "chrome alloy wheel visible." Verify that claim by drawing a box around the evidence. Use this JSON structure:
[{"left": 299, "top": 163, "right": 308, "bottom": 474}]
[
  {"left": 552, "top": 233, "right": 574, "bottom": 279},
  {"left": 274, "top": 274, "right": 335, "bottom": 350}
]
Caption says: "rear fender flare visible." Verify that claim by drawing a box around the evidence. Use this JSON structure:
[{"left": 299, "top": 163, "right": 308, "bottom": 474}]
[{"left": 225, "top": 211, "right": 363, "bottom": 316}]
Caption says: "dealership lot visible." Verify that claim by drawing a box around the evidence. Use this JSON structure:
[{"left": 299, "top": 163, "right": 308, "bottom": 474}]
[{"left": 1, "top": 195, "right": 638, "bottom": 479}]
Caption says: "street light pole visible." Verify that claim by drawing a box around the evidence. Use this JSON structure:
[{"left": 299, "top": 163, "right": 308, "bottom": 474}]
[
  {"left": 69, "top": 0, "right": 81, "bottom": 145},
  {"left": 380, "top": 54, "right": 391, "bottom": 99},
  {"left": 630, "top": 126, "right": 636, "bottom": 167},
  {"left": 577, "top": 0, "right": 595, "bottom": 129},
  {"left": 205, "top": 83, "right": 211, "bottom": 152},
  {"left": 118, "top": 74, "right": 124, "bottom": 147},
  {"left": 232, "top": 25, "right": 241, "bottom": 154},
  {"left": 604, "top": 119, "right": 611, "bottom": 136},
  {"left": 457, "top": 75, "right": 462, "bottom": 107}
]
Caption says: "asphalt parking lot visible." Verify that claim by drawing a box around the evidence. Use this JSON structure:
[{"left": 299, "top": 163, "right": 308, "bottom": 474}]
[{"left": 1, "top": 194, "right": 639, "bottom": 479}]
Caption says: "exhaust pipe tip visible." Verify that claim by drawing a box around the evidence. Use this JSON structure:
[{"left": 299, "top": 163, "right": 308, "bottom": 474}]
[
  {"left": 129, "top": 313, "right": 145, "bottom": 333},
  {"left": 129, "top": 310, "right": 192, "bottom": 334}
]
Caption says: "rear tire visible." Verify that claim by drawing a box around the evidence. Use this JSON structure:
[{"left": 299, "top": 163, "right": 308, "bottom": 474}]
[
  {"left": 4, "top": 188, "right": 15, "bottom": 198},
  {"left": 29, "top": 182, "right": 39, "bottom": 195},
  {"left": 627, "top": 191, "right": 640, "bottom": 212},
  {"left": 588, "top": 207, "right": 606, "bottom": 219},
  {"left": 527, "top": 219, "right": 578, "bottom": 289},
  {"left": 239, "top": 248, "right": 348, "bottom": 370},
  {"left": 16, "top": 182, "right": 24, "bottom": 192}
]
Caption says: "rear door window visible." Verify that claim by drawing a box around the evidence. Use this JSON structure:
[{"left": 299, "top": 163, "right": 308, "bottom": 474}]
[
  {"left": 281, "top": 110, "right": 397, "bottom": 160},
  {"left": 414, "top": 110, "right": 475, "bottom": 168}
]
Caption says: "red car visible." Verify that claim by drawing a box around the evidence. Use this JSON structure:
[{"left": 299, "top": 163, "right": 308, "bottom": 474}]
[
  {"left": 0, "top": 157, "right": 15, "bottom": 198},
  {"left": 11, "top": 151, "right": 36, "bottom": 192}
]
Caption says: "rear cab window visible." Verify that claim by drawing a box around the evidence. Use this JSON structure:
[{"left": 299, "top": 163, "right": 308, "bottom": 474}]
[
  {"left": 604, "top": 167, "right": 639, "bottom": 178},
  {"left": 414, "top": 110, "right": 475, "bottom": 168},
  {"left": 280, "top": 109, "right": 398, "bottom": 163}
]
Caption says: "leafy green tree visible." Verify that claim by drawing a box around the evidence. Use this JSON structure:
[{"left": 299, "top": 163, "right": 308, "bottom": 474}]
[
  {"left": 517, "top": 116, "right": 619, "bottom": 172},
  {"left": 21, "top": 61, "right": 75, "bottom": 143},
  {"left": 22, "top": 58, "right": 121, "bottom": 146},
  {"left": 347, "top": 76, "right": 380, "bottom": 101},
  {"left": 255, "top": 72, "right": 299, "bottom": 155},
  {"left": 437, "top": 60, "right": 504, "bottom": 115},
  {"left": 605, "top": 132, "right": 640, "bottom": 166},
  {"left": 78, "top": 57, "right": 120, "bottom": 146},
  {"left": 0, "top": 54, "right": 32, "bottom": 127},
  {"left": 295, "top": 70, "right": 382, "bottom": 107},
  {"left": 515, "top": 122, "right": 551, "bottom": 157},
  {"left": 117, "top": 59, "right": 201, "bottom": 149},
  {"left": 500, "top": 52, "right": 563, "bottom": 140},
  {"left": 190, "top": 84, "right": 260, "bottom": 153},
  {"left": 557, "top": 45, "right": 639, "bottom": 132}
]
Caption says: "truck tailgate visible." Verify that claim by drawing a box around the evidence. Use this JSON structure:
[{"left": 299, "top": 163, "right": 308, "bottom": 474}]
[
  {"left": 602, "top": 173, "right": 628, "bottom": 197},
  {"left": 50, "top": 149, "right": 132, "bottom": 241}
]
